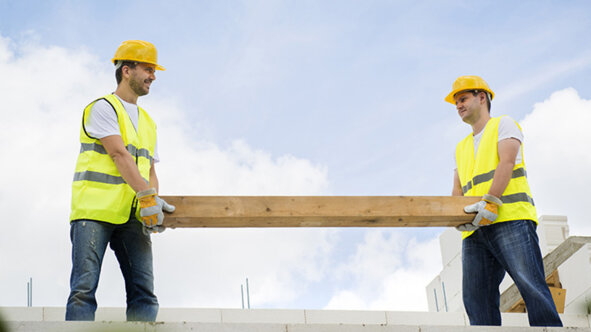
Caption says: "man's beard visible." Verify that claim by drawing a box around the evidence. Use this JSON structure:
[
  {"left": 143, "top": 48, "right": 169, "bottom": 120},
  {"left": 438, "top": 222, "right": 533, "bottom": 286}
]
[{"left": 130, "top": 77, "right": 149, "bottom": 96}]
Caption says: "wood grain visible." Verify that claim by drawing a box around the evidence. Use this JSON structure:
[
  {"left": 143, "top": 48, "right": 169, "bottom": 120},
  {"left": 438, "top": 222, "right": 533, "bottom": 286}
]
[{"left": 159, "top": 196, "right": 481, "bottom": 228}]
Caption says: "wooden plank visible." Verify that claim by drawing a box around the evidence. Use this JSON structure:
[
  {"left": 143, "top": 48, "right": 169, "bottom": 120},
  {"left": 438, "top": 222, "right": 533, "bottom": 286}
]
[
  {"left": 500, "top": 236, "right": 591, "bottom": 312},
  {"left": 159, "top": 196, "right": 481, "bottom": 228}
]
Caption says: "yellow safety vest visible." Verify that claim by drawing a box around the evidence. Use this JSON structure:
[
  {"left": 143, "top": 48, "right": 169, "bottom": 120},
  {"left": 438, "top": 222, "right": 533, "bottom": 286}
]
[
  {"left": 70, "top": 94, "right": 157, "bottom": 224},
  {"left": 455, "top": 116, "right": 537, "bottom": 239}
]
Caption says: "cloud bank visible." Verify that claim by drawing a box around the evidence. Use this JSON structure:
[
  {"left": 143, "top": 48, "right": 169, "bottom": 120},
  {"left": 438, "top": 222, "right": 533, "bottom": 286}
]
[
  {"left": 0, "top": 35, "right": 332, "bottom": 308},
  {"left": 520, "top": 87, "right": 591, "bottom": 235}
]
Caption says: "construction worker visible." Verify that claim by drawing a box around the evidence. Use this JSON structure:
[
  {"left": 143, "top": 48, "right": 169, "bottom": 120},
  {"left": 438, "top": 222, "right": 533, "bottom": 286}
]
[
  {"left": 448, "top": 76, "right": 562, "bottom": 327},
  {"left": 66, "top": 40, "right": 174, "bottom": 321}
]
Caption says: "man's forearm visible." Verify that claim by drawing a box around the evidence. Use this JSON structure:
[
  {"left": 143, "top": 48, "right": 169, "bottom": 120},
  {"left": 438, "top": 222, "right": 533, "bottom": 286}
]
[
  {"left": 112, "top": 153, "right": 150, "bottom": 193},
  {"left": 488, "top": 160, "right": 514, "bottom": 198}
]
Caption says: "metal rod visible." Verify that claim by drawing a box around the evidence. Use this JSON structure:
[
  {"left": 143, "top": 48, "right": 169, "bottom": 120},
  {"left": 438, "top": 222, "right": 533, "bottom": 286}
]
[
  {"left": 30, "top": 277, "right": 33, "bottom": 307},
  {"left": 442, "top": 281, "right": 448, "bottom": 312},
  {"left": 241, "top": 284, "right": 244, "bottom": 309},
  {"left": 246, "top": 278, "right": 250, "bottom": 309}
]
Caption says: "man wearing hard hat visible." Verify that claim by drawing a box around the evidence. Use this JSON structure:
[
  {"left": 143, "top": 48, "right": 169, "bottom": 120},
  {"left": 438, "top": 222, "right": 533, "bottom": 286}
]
[
  {"left": 448, "top": 76, "right": 562, "bottom": 326},
  {"left": 66, "top": 40, "right": 174, "bottom": 321}
]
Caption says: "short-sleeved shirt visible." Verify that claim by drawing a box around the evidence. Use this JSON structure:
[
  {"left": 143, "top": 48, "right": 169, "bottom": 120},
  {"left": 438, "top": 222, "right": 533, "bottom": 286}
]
[
  {"left": 85, "top": 95, "right": 159, "bottom": 162},
  {"left": 472, "top": 116, "right": 523, "bottom": 165}
]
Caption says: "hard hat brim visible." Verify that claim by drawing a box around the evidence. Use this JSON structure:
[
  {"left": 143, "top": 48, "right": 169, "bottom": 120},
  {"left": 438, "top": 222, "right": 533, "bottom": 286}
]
[{"left": 111, "top": 58, "right": 166, "bottom": 71}]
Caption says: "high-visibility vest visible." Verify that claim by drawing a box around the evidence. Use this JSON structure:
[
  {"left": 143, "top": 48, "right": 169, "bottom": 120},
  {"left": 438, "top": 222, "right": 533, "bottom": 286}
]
[
  {"left": 70, "top": 94, "right": 157, "bottom": 224},
  {"left": 455, "top": 116, "right": 537, "bottom": 239}
]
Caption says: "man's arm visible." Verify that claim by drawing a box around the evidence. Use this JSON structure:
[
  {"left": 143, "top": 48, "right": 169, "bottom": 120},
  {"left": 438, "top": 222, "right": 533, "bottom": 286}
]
[
  {"left": 488, "top": 138, "right": 521, "bottom": 198},
  {"left": 452, "top": 169, "right": 463, "bottom": 196},
  {"left": 149, "top": 160, "right": 159, "bottom": 193},
  {"left": 100, "top": 135, "right": 150, "bottom": 193}
]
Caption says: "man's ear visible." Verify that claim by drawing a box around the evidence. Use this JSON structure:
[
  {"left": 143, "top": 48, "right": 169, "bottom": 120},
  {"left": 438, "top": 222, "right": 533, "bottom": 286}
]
[
  {"left": 121, "top": 65, "right": 131, "bottom": 79},
  {"left": 479, "top": 92, "right": 487, "bottom": 105}
]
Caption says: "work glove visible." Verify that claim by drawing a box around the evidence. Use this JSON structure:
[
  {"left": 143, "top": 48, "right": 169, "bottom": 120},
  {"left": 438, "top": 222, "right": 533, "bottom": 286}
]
[
  {"left": 147, "top": 197, "right": 176, "bottom": 233},
  {"left": 137, "top": 188, "right": 163, "bottom": 228},
  {"left": 456, "top": 194, "right": 503, "bottom": 232}
]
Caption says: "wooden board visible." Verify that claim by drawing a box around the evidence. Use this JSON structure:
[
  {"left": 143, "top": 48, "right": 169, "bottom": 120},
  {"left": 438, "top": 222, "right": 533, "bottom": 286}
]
[{"left": 159, "top": 196, "right": 481, "bottom": 228}]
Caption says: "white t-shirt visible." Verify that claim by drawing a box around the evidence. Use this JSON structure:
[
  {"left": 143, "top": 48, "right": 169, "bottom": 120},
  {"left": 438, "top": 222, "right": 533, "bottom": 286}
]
[
  {"left": 85, "top": 95, "right": 159, "bottom": 162},
  {"left": 472, "top": 116, "right": 523, "bottom": 164}
]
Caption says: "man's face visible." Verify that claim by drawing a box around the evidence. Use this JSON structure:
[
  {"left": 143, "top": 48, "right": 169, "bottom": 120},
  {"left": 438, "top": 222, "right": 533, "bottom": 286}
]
[
  {"left": 454, "top": 91, "right": 482, "bottom": 124},
  {"left": 128, "top": 63, "right": 156, "bottom": 96}
]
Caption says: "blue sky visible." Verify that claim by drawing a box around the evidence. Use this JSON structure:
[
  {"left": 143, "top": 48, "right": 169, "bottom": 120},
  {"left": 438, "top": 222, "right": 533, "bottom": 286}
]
[{"left": 1, "top": 0, "right": 590, "bottom": 311}]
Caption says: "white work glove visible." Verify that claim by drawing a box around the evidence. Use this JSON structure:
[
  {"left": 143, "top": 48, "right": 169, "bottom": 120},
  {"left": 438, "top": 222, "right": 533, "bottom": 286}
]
[
  {"left": 136, "top": 189, "right": 176, "bottom": 232},
  {"left": 148, "top": 197, "right": 175, "bottom": 233},
  {"left": 456, "top": 194, "right": 503, "bottom": 232}
]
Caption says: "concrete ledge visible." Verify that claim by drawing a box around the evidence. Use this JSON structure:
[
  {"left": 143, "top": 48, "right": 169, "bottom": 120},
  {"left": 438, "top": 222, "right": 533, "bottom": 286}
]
[
  {"left": 1, "top": 307, "right": 590, "bottom": 329},
  {"left": 5, "top": 321, "right": 591, "bottom": 332}
]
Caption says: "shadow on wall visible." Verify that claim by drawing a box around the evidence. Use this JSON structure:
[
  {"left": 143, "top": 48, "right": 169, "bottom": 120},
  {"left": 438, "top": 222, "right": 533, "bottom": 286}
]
[{"left": 0, "top": 310, "right": 7, "bottom": 332}]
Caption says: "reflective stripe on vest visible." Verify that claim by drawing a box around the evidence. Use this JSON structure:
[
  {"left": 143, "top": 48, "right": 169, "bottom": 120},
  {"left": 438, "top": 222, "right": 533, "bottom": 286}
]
[
  {"left": 70, "top": 94, "right": 157, "bottom": 224},
  {"left": 455, "top": 116, "right": 537, "bottom": 239}
]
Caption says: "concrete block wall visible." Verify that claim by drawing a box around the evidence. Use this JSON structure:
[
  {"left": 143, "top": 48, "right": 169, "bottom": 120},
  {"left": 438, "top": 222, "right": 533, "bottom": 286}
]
[{"left": 1, "top": 307, "right": 590, "bottom": 327}]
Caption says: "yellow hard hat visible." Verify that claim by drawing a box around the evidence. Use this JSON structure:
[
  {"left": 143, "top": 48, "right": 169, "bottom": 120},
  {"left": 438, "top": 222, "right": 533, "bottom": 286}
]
[
  {"left": 111, "top": 40, "right": 165, "bottom": 71},
  {"left": 445, "top": 75, "right": 494, "bottom": 104}
]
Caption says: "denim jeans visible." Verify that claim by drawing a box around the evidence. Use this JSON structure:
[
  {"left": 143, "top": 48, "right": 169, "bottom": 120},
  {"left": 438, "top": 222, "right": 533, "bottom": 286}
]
[
  {"left": 65, "top": 218, "right": 158, "bottom": 321},
  {"left": 462, "top": 219, "right": 562, "bottom": 326}
]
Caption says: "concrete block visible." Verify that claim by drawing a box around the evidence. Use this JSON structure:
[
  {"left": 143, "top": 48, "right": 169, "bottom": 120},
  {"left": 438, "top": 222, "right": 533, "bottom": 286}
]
[
  {"left": 439, "top": 258, "right": 462, "bottom": 310},
  {"left": 560, "top": 313, "right": 591, "bottom": 327},
  {"left": 386, "top": 311, "right": 465, "bottom": 326},
  {"left": 42, "top": 307, "right": 65, "bottom": 321},
  {"left": 0, "top": 307, "right": 43, "bottom": 321},
  {"left": 305, "top": 309, "right": 387, "bottom": 325},
  {"left": 156, "top": 307, "right": 222, "bottom": 322},
  {"left": 426, "top": 275, "right": 442, "bottom": 312},
  {"left": 547, "top": 327, "right": 591, "bottom": 332},
  {"left": 421, "top": 327, "right": 544, "bottom": 332},
  {"left": 560, "top": 244, "right": 591, "bottom": 313},
  {"left": 500, "top": 312, "right": 529, "bottom": 326},
  {"left": 221, "top": 308, "right": 305, "bottom": 324},
  {"left": 439, "top": 228, "right": 462, "bottom": 267},
  {"left": 94, "top": 307, "right": 126, "bottom": 321},
  {"left": 289, "top": 325, "right": 417, "bottom": 332},
  {"left": 148, "top": 322, "right": 287, "bottom": 332},
  {"left": 8, "top": 321, "right": 146, "bottom": 332}
]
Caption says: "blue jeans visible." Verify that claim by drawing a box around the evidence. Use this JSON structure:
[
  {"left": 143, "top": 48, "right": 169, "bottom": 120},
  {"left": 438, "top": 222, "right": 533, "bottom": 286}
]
[
  {"left": 65, "top": 219, "right": 158, "bottom": 321},
  {"left": 462, "top": 220, "right": 562, "bottom": 326}
]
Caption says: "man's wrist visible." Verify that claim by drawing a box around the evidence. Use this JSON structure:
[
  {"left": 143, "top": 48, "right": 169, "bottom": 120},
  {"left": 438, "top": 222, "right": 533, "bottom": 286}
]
[
  {"left": 137, "top": 188, "right": 157, "bottom": 199},
  {"left": 483, "top": 193, "right": 503, "bottom": 206}
]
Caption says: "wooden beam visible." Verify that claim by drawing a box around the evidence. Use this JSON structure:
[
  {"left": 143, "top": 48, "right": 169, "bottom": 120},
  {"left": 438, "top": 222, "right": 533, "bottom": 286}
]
[
  {"left": 159, "top": 196, "right": 481, "bottom": 228},
  {"left": 500, "top": 236, "right": 591, "bottom": 312}
]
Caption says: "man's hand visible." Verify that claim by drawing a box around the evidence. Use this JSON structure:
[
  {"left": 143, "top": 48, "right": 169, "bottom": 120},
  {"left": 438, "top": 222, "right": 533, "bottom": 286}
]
[
  {"left": 456, "top": 194, "right": 503, "bottom": 232},
  {"left": 148, "top": 197, "right": 175, "bottom": 233},
  {"left": 137, "top": 188, "right": 163, "bottom": 228},
  {"left": 137, "top": 189, "right": 176, "bottom": 232},
  {"left": 156, "top": 196, "right": 176, "bottom": 213}
]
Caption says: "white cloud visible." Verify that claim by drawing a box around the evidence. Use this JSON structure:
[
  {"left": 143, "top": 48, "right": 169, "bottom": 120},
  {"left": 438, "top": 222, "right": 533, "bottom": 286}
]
[
  {"left": 325, "top": 230, "right": 442, "bottom": 311},
  {"left": 520, "top": 87, "right": 591, "bottom": 235},
  {"left": 0, "top": 35, "right": 332, "bottom": 308}
]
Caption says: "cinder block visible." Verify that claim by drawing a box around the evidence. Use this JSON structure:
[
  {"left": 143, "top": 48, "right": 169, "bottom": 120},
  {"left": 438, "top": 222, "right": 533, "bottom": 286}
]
[
  {"left": 439, "top": 228, "right": 462, "bottom": 267},
  {"left": 500, "top": 312, "right": 529, "bottom": 326},
  {"left": 148, "top": 322, "right": 287, "bottom": 332},
  {"left": 386, "top": 311, "right": 465, "bottom": 326},
  {"left": 156, "top": 307, "right": 222, "bottom": 322},
  {"left": 221, "top": 308, "right": 305, "bottom": 324},
  {"left": 94, "top": 307, "right": 126, "bottom": 321},
  {"left": 42, "top": 307, "right": 65, "bottom": 321},
  {"left": 304, "top": 309, "right": 387, "bottom": 325},
  {"left": 8, "top": 321, "right": 146, "bottom": 332},
  {"left": 421, "top": 326, "right": 544, "bottom": 332},
  {"left": 0, "top": 307, "right": 43, "bottom": 321},
  {"left": 559, "top": 313, "right": 591, "bottom": 327},
  {"left": 288, "top": 324, "right": 417, "bottom": 332}
]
